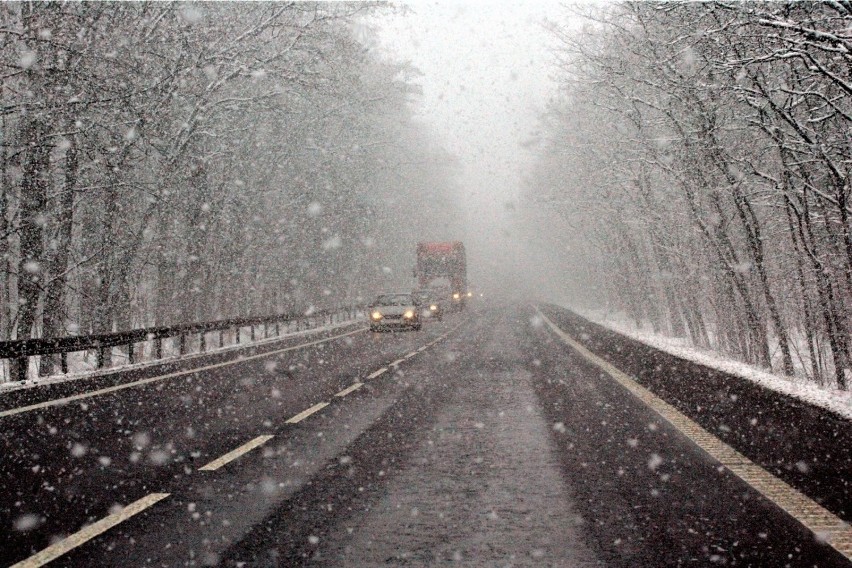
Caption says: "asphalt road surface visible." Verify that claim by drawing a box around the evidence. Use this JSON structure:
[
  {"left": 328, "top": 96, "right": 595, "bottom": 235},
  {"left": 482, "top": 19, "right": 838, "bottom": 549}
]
[{"left": 1, "top": 304, "right": 849, "bottom": 567}]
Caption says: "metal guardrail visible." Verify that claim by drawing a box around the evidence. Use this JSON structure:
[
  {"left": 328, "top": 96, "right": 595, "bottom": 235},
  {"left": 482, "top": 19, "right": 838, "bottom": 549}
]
[{"left": 0, "top": 305, "right": 364, "bottom": 383}]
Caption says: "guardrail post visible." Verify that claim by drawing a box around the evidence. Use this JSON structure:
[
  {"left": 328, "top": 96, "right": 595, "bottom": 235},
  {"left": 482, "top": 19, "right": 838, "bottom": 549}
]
[
  {"left": 13, "top": 357, "right": 27, "bottom": 382},
  {"left": 199, "top": 332, "right": 206, "bottom": 353},
  {"left": 219, "top": 330, "right": 224, "bottom": 348},
  {"left": 179, "top": 334, "right": 186, "bottom": 355},
  {"left": 96, "top": 346, "right": 106, "bottom": 369},
  {"left": 235, "top": 327, "right": 240, "bottom": 344},
  {"left": 155, "top": 337, "right": 162, "bottom": 359},
  {"left": 250, "top": 325, "right": 255, "bottom": 341},
  {"left": 275, "top": 322, "right": 280, "bottom": 336},
  {"left": 128, "top": 342, "right": 135, "bottom": 365},
  {"left": 60, "top": 352, "right": 68, "bottom": 374}
]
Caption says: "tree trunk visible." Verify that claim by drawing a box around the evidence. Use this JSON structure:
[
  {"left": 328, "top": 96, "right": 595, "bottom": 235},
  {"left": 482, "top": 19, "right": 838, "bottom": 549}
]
[
  {"left": 40, "top": 135, "right": 78, "bottom": 376},
  {"left": 782, "top": 180, "right": 822, "bottom": 383},
  {"left": 11, "top": 116, "right": 52, "bottom": 380},
  {"left": 0, "top": 113, "right": 11, "bottom": 341},
  {"left": 789, "top": 190, "right": 849, "bottom": 390},
  {"left": 92, "top": 183, "right": 119, "bottom": 367}
]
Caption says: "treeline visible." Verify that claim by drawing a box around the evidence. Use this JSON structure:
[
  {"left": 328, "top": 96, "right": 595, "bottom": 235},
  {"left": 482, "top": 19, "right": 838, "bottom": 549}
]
[
  {"left": 535, "top": 3, "right": 851, "bottom": 389},
  {"left": 0, "top": 2, "right": 458, "bottom": 373}
]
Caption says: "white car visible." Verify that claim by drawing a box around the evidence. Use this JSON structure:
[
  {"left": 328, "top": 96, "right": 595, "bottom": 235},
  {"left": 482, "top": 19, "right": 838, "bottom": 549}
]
[{"left": 369, "top": 293, "right": 422, "bottom": 331}]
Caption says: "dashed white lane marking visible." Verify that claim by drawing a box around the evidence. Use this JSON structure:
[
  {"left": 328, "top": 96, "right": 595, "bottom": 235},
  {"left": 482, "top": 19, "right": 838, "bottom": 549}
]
[
  {"left": 0, "top": 327, "right": 367, "bottom": 420},
  {"left": 286, "top": 401, "right": 329, "bottom": 424},
  {"left": 198, "top": 435, "right": 274, "bottom": 471},
  {"left": 535, "top": 306, "right": 852, "bottom": 561},
  {"left": 9, "top": 320, "right": 467, "bottom": 567},
  {"left": 369, "top": 321, "right": 465, "bottom": 376},
  {"left": 11, "top": 492, "right": 171, "bottom": 568},
  {"left": 335, "top": 382, "right": 363, "bottom": 398},
  {"left": 367, "top": 367, "right": 387, "bottom": 379}
]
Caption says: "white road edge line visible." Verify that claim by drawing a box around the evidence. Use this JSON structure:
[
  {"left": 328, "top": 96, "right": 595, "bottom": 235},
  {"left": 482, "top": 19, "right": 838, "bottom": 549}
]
[
  {"left": 534, "top": 305, "right": 852, "bottom": 561},
  {"left": 335, "top": 382, "right": 363, "bottom": 398},
  {"left": 404, "top": 351, "right": 417, "bottom": 359},
  {"left": 389, "top": 359, "right": 405, "bottom": 367},
  {"left": 0, "top": 327, "right": 367, "bottom": 420},
  {"left": 367, "top": 367, "right": 387, "bottom": 379},
  {"left": 417, "top": 346, "right": 427, "bottom": 352},
  {"left": 198, "top": 435, "right": 274, "bottom": 471},
  {"left": 10, "top": 492, "right": 170, "bottom": 568},
  {"left": 286, "top": 401, "right": 329, "bottom": 424}
]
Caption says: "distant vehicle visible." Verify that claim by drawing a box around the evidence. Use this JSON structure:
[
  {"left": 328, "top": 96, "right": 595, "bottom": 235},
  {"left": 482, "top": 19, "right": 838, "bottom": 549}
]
[
  {"left": 415, "top": 241, "right": 467, "bottom": 312},
  {"left": 413, "top": 289, "right": 443, "bottom": 321},
  {"left": 369, "top": 293, "right": 422, "bottom": 332}
]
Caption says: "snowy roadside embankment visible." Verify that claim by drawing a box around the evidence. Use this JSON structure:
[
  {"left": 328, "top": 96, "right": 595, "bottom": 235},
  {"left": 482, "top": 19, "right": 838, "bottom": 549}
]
[
  {"left": 568, "top": 307, "right": 852, "bottom": 421},
  {"left": 0, "top": 318, "right": 365, "bottom": 395}
]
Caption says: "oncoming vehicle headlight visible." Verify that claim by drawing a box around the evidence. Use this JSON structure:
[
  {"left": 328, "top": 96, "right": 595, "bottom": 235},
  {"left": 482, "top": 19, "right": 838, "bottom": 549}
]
[
  {"left": 467, "top": 291, "right": 473, "bottom": 297},
  {"left": 429, "top": 304, "right": 438, "bottom": 311},
  {"left": 453, "top": 293, "right": 460, "bottom": 300},
  {"left": 403, "top": 310, "right": 415, "bottom": 319},
  {"left": 371, "top": 310, "right": 383, "bottom": 320}
]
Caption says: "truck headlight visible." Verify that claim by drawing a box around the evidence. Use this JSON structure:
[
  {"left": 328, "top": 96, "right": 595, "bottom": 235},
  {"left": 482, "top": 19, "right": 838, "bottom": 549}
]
[
  {"left": 371, "top": 311, "right": 383, "bottom": 320},
  {"left": 453, "top": 293, "right": 460, "bottom": 300},
  {"left": 429, "top": 304, "right": 438, "bottom": 311},
  {"left": 403, "top": 310, "right": 415, "bottom": 319}
]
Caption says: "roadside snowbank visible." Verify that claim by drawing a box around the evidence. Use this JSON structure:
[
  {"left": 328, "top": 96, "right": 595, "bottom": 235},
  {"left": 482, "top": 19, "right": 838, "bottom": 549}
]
[{"left": 569, "top": 307, "right": 852, "bottom": 421}]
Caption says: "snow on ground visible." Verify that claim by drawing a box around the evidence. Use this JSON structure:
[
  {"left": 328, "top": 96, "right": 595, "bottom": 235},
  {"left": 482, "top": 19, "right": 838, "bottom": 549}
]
[
  {"left": 0, "top": 316, "right": 365, "bottom": 394},
  {"left": 568, "top": 307, "right": 852, "bottom": 422}
]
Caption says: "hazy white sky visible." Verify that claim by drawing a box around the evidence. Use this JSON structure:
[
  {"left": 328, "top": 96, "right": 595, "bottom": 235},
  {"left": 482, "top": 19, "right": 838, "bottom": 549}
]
[
  {"left": 375, "top": 1, "right": 563, "bottom": 214},
  {"left": 373, "top": 1, "right": 568, "bottom": 294}
]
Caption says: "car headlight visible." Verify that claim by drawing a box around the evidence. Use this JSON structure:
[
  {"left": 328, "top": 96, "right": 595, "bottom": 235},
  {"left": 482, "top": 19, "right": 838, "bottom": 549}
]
[
  {"left": 403, "top": 310, "right": 415, "bottom": 319},
  {"left": 467, "top": 292, "right": 473, "bottom": 297},
  {"left": 429, "top": 304, "right": 437, "bottom": 311},
  {"left": 371, "top": 311, "right": 383, "bottom": 320},
  {"left": 453, "top": 293, "right": 460, "bottom": 300}
]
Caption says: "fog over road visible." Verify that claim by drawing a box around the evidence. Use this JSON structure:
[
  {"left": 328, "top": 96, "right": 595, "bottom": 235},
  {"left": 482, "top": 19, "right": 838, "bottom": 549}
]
[{"left": 1, "top": 305, "right": 848, "bottom": 567}]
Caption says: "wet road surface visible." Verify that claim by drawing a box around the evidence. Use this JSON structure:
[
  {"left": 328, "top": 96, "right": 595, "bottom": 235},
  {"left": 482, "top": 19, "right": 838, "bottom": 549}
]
[{"left": 1, "top": 304, "right": 849, "bottom": 567}]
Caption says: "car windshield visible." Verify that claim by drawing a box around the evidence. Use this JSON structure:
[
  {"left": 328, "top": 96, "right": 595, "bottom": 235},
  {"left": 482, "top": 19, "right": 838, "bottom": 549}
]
[{"left": 375, "top": 294, "right": 414, "bottom": 306}]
